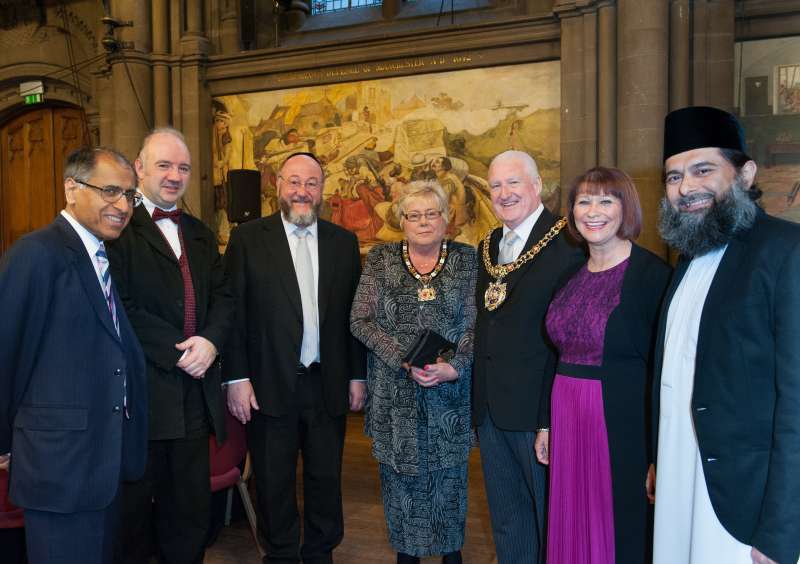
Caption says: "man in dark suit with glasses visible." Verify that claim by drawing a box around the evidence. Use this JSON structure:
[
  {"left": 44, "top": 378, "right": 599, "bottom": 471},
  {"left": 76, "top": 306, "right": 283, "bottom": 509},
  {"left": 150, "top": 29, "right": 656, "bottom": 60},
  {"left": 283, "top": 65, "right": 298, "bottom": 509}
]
[{"left": 0, "top": 146, "right": 148, "bottom": 564}]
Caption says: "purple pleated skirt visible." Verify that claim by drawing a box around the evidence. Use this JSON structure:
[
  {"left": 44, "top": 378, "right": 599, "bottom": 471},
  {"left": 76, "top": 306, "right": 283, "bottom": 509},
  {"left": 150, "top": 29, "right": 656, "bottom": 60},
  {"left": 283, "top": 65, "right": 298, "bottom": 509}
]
[{"left": 547, "top": 374, "right": 615, "bottom": 564}]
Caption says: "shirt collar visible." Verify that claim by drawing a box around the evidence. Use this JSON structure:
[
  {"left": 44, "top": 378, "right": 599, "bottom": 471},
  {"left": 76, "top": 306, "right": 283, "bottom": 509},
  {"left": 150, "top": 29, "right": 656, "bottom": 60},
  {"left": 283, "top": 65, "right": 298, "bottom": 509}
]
[
  {"left": 503, "top": 202, "right": 544, "bottom": 244},
  {"left": 140, "top": 193, "right": 177, "bottom": 217},
  {"left": 60, "top": 210, "right": 103, "bottom": 257},
  {"left": 281, "top": 214, "right": 318, "bottom": 240}
]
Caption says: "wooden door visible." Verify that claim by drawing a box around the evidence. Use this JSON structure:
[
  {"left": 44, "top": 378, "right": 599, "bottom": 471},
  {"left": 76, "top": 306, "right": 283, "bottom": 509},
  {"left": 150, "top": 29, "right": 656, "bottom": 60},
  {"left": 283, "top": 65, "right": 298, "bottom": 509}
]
[{"left": 0, "top": 107, "right": 87, "bottom": 254}]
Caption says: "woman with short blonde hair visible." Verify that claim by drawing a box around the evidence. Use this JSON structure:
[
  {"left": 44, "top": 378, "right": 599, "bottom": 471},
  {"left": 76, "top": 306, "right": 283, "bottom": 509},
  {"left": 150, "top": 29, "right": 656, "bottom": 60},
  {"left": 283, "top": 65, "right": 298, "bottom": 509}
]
[{"left": 351, "top": 179, "right": 476, "bottom": 564}]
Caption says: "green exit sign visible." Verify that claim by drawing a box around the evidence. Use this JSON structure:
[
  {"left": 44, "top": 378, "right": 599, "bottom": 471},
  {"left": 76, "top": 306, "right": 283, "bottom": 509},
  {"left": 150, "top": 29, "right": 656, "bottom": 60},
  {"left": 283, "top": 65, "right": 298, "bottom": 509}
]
[{"left": 24, "top": 93, "right": 43, "bottom": 105}]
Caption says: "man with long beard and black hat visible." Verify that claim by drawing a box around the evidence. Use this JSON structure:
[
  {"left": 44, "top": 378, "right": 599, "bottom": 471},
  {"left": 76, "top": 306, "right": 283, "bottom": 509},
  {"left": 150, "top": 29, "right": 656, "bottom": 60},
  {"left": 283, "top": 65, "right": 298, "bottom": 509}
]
[{"left": 649, "top": 106, "right": 800, "bottom": 564}]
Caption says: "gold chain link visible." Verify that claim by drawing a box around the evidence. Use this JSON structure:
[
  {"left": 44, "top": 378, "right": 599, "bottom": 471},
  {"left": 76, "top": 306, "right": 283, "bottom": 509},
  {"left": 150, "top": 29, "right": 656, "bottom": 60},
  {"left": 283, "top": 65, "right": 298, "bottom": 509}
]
[{"left": 481, "top": 218, "right": 568, "bottom": 279}]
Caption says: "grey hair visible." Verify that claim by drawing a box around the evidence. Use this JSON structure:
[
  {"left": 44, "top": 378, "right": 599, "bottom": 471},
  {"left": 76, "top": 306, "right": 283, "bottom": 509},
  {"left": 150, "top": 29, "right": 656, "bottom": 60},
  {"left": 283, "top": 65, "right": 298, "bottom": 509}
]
[
  {"left": 489, "top": 150, "right": 540, "bottom": 180},
  {"left": 63, "top": 146, "right": 135, "bottom": 183},
  {"left": 138, "top": 127, "right": 189, "bottom": 165},
  {"left": 396, "top": 180, "right": 450, "bottom": 226}
]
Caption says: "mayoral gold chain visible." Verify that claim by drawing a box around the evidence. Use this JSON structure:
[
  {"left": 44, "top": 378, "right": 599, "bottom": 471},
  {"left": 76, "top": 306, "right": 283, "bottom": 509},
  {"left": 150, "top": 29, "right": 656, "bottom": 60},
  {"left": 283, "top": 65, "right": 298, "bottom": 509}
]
[
  {"left": 402, "top": 239, "right": 448, "bottom": 302},
  {"left": 481, "top": 218, "right": 568, "bottom": 311}
]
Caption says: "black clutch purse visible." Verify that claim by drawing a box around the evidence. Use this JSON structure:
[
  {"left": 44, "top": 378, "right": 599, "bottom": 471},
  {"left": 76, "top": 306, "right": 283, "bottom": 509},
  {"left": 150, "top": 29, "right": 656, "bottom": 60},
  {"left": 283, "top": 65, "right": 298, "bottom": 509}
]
[{"left": 402, "top": 329, "right": 456, "bottom": 368}]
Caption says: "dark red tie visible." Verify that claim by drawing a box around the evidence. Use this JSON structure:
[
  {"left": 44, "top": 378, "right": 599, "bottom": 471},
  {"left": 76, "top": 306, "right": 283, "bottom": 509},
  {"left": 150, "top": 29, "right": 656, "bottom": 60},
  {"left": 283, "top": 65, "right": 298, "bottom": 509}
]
[{"left": 152, "top": 207, "right": 197, "bottom": 337}]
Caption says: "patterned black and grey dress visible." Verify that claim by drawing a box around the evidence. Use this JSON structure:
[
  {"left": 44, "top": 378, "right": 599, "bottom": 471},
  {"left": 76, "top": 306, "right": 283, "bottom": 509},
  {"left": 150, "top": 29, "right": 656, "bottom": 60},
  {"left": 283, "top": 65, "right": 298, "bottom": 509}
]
[{"left": 350, "top": 240, "right": 477, "bottom": 558}]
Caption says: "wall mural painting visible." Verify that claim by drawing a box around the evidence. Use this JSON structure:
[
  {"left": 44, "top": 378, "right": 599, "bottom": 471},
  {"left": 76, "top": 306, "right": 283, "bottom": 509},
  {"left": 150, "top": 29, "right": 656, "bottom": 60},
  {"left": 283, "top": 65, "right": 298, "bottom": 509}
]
[
  {"left": 212, "top": 60, "right": 561, "bottom": 251},
  {"left": 734, "top": 36, "right": 800, "bottom": 223}
]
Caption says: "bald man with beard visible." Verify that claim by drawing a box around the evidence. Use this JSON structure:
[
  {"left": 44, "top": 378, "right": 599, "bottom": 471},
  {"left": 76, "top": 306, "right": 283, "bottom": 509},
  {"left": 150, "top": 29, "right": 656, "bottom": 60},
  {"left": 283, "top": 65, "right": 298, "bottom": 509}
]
[{"left": 650, "top": 106, "right": 800, "bottom": 564}]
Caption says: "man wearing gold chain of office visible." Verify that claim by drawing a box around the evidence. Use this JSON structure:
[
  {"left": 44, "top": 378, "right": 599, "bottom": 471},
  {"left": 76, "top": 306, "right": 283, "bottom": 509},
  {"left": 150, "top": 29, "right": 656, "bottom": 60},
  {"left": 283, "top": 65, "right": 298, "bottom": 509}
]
[{"left": 472, "top": 150, "right": 584, "bottom": 564}]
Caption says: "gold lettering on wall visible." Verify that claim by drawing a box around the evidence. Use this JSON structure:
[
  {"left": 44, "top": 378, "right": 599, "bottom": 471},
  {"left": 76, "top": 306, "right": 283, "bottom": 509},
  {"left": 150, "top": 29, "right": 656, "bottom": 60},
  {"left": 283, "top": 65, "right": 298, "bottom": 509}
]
[{"left": 274, "top": 54, "right": 477, "bottom": 86}]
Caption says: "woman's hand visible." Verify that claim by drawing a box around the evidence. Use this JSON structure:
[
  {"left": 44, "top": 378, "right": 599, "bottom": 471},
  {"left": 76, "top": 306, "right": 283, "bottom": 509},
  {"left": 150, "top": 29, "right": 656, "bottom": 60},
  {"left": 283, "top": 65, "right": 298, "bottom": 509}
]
[
  {"left": 407, "top": 358, "right": 458, "bottom": 387},
  {"left": 534, "top": 431, "right": 550, "bottom": 465}
]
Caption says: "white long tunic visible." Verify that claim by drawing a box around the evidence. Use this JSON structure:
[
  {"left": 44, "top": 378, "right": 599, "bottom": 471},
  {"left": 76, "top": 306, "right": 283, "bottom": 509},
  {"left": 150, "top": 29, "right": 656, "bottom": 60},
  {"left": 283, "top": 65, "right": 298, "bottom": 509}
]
[{"left": 653, "top": 245, "right": 752, "bottom": 564}]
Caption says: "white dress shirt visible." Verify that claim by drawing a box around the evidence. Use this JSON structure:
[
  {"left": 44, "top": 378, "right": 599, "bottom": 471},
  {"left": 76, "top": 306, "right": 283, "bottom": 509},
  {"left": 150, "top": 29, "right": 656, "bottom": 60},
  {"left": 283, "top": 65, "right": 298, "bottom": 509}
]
[
  {"left": 501, "top": 203, "right": 545, "bottom": 261},
  {"left": 281, "top": 216, "right": 320, "bottom": 299},
  {"left": 61, "top": 210, "right": 107, "bottom": 292},
  {"left": 227, "top": 216, "right": 321, "bottom": 385},
  {"left": 141, "top": 195, "right": 182, "bottom": 258}
]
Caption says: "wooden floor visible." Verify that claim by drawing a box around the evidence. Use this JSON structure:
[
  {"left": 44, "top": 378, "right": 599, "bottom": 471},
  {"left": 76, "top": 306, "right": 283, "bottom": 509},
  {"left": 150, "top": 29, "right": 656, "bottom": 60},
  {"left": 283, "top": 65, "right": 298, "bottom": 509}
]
[{"left": 206, "top": 413, "right": 497, "bottom": 563}]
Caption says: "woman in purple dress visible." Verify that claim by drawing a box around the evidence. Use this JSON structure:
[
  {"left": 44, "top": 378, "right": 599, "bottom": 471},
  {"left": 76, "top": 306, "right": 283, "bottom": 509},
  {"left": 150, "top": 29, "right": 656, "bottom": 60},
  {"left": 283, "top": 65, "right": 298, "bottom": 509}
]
[{"left": 534, "top": 167, "right": 671, "bottom": 564}]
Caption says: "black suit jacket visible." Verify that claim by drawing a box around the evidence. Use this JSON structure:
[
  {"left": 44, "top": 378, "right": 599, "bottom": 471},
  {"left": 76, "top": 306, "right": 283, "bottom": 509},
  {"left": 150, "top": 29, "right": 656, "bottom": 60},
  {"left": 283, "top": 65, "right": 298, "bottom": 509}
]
[
  {"left": 653, "top": 210, "right": 800, "bottom": 564},
  {"left": 472, "top": 207, "right": 585, "bottom": 431},
  {"left": 223, "top": 213, "right": 366, "bottom": 416},
  {"left": 0, "top": 215, "right": 147, "bottom": 512},
  {"left": 107, "top": 205, "right": 233, "bottom": 442}
]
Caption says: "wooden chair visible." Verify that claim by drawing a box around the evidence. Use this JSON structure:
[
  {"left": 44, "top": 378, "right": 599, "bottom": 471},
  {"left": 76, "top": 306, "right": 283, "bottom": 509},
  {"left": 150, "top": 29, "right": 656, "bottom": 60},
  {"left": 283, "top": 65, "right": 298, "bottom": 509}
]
[{"left": 209, "top": 411, "right": 263, "bottom": 557}]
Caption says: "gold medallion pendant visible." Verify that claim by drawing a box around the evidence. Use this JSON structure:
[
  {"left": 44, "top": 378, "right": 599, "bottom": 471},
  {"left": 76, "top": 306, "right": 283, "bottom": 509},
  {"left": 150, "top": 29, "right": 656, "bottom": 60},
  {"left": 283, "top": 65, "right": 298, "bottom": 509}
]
[
  {"left": 484, "top": 281, "right": 507, "bottom": 311},
  {"left": 417, "top": 286, "right": 437, "bottom": 301},
  {"left": 402, "top": 239, "right": 448, "bottom": 302},
  {"left": 480, "top": 218, "right": 567, "bottom": 311}
]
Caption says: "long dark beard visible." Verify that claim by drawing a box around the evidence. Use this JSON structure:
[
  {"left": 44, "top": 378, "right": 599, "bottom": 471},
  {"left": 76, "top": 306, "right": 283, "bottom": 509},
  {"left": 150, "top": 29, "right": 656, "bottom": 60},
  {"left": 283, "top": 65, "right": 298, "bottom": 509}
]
[
  {"left": 657, "top": 176, "right": 758, "bottom": 257},
  {"left": 279, "top": 196, "right": 321, "bottom": 227}
]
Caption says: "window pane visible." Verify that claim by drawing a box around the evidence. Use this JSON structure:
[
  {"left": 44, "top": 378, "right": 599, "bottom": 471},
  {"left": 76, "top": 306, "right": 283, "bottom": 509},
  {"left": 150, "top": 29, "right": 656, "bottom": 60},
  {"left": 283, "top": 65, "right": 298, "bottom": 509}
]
[{"left": 312, "top": 0, "right": 382, "bottom": 14}]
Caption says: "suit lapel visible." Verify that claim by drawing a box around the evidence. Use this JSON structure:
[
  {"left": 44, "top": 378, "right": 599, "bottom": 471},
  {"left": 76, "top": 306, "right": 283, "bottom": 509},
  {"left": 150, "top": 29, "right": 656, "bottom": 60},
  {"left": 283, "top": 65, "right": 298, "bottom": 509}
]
[
  {"left": 317, "top": 221, "right": 335, "bottom": 328},
  {"left": 488, "top": 228, "right": 502, "bottom": 265},
  {"left": 654, "top": 255, "right": 689, "bottom": 374},
  {"left": 695, "top": 238, "right": 746, "bottom": 374},
  {"left": 181, "top": 216, "right": 207, "bottom": 322},
  {"left": 55, "top": 216, "right": 121, "bottom": 343},
  {"left": 132, "top": 205, "right": 179, "bottom": 264},
  {"left": 262, "top": 214, "right": 303, "bottom": 322},
  {"left": 505, "top": 207, "right": 558, "bottom": 292}
]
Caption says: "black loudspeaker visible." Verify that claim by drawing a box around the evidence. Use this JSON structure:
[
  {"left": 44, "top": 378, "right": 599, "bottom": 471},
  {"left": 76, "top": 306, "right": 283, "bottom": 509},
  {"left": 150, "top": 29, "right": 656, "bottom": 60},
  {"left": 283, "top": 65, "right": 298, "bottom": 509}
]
[
  {"left": 227, "top": 169, "right": 261, "bottom": 224},
  {"left": 745, "top": 76, "right": 770, "bottom": 116}
]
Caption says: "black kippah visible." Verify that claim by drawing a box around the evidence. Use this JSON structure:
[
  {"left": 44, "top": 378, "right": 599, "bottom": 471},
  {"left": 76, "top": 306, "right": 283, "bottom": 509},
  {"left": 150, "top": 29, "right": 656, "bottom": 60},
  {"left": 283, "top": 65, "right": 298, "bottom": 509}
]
[{"left": 663, "top": 106, "right": 747, "bottom": 162}]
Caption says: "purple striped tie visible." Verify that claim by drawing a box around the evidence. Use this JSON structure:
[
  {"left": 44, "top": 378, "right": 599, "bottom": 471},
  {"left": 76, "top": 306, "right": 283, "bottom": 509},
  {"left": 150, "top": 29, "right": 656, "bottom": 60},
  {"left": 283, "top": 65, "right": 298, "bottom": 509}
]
[{"left": 95, "top": 243, "right": 119, "bottom": 335}]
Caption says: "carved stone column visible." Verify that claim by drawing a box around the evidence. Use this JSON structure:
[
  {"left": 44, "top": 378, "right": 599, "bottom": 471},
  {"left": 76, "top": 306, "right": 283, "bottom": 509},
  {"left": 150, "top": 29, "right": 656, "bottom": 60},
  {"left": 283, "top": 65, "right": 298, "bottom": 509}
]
[
  {"left": 95, "top": 69, "right": 114, "bottom": 146},
  {"left": 597, "top": 2, "right": 616, "bottom": 167},
  {"left": 109, "top": 0, "right": 153, "bottom": 161},
  {"left": 670, "top": 0, "right": 691, "bottom": 110},
  {"left": 152, "top": 0, "right": 171, "bottom": 127},
  {"left": 617, "top": 0, "right": 669, "bottom": 257},
  {"left": 186, "top": 0, "right": 203, "bottom": 36},
  {"left": 220, "top": 0, "right": 240, "bottom": 53},
  {"left": 692, "top": 0, "right": 735, "bottom": 110},
  {"left": 179, "top": 1, "right": 214, "bottom": 223},
  {"left": 556, "top": 2, "right": 598, "bottom": 211}
]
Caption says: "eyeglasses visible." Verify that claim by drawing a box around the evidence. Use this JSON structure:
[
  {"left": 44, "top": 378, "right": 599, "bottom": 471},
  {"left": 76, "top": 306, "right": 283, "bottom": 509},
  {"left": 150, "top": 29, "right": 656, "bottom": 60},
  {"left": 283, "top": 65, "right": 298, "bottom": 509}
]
[
  {"left": 402, "top": 210, "right": 443, "bottom": 222},
  {"left": 279, "top": 175, "right": 321, "bottom": 192},
  {"left": 75, "top": 179, "right": 142, "bottom": 206}
]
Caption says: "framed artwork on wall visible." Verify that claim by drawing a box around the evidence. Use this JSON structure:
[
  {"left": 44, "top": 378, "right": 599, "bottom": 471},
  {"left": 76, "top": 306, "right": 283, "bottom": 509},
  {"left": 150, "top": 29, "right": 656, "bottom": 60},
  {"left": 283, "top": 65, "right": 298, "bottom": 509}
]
[
  {"left": 735, "top": 37, "right": 800, "bottom": 223},
  {"left": 211, "top": 60, "right": 560, "bottom": 250},
  {"left": 775, "top": 63, "right": 800, "bottom": 115}
]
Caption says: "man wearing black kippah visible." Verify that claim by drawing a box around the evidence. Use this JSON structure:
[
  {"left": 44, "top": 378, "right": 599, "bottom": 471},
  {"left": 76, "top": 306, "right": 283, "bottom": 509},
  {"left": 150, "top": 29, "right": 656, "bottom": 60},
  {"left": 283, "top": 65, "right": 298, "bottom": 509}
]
[
  {"left": 224, "top": 152, "right": 366, "bottom": 564},
  {"left": 650, "top": 106, "right": 800, "bottom": 564}
]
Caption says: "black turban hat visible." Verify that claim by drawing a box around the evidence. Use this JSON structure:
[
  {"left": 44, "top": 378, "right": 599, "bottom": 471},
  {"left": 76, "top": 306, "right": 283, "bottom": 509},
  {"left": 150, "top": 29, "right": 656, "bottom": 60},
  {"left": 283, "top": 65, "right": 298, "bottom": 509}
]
[{"left": 663, "top": 106, "right": 747, "bottom": 162}]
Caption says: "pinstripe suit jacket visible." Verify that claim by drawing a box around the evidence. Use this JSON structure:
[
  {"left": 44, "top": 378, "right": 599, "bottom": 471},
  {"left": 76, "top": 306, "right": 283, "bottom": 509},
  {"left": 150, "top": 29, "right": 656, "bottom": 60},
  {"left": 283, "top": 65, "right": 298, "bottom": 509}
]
[{"left": 0, "top": 215, "right": 147, "bottom": 512}]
